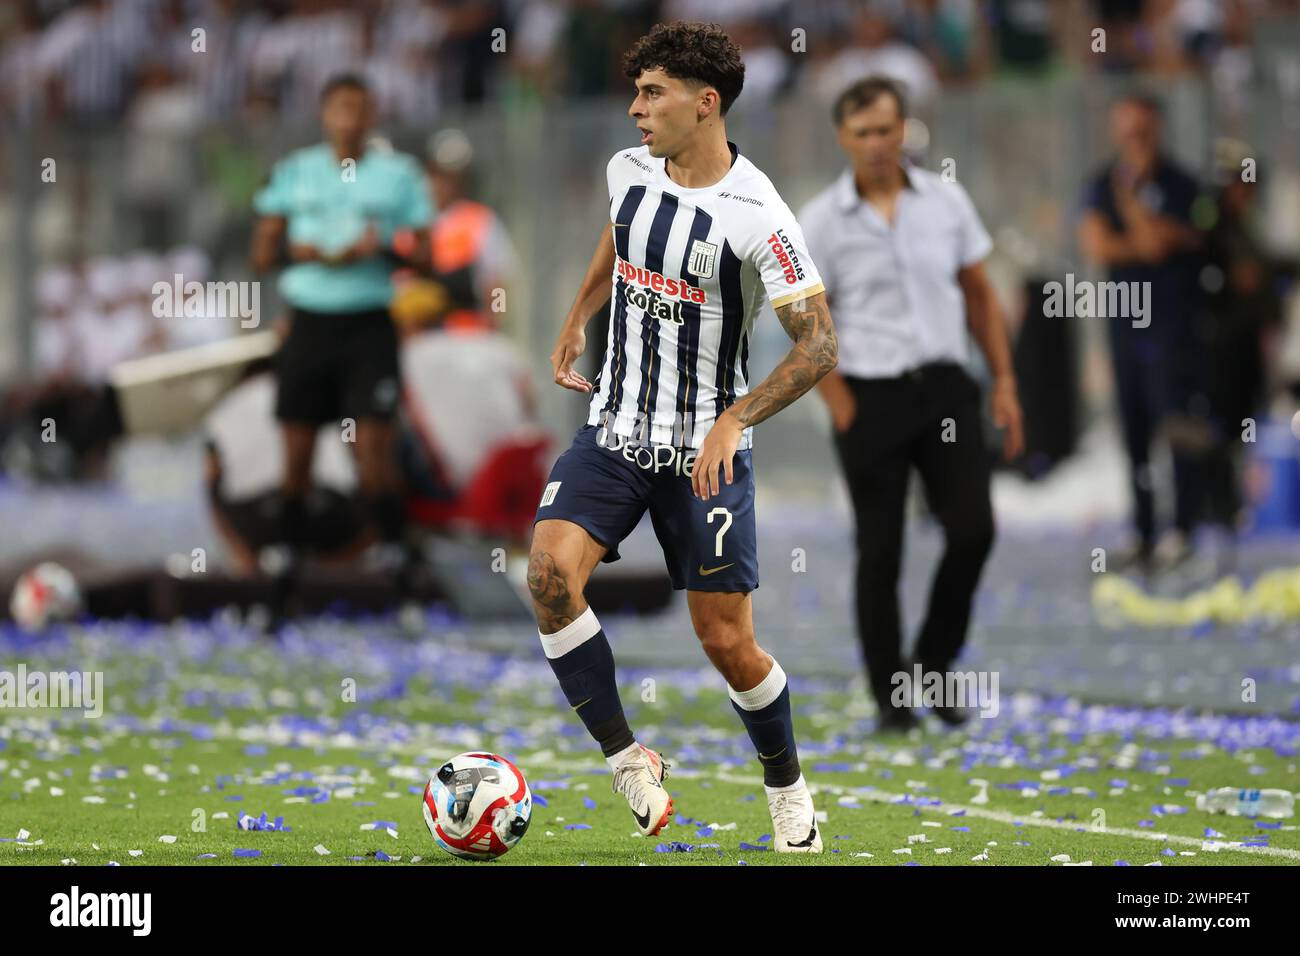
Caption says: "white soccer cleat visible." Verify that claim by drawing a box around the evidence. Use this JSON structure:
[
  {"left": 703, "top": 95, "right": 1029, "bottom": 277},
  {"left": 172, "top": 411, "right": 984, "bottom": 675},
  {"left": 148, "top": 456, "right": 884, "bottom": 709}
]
[
  {"left": 611, "top": 744, "right": 673, "bottom": 836},
  {"left": 765, "top": 774, "right": 822, "bottom": 852}
]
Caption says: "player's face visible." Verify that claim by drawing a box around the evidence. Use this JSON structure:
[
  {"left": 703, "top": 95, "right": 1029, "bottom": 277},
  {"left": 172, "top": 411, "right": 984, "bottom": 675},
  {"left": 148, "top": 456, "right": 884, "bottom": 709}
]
[
  {"left": 837, "top": 95, "right": 904, "bottom": 181},
  {"left": 1111, "top": 102, "right": 1160, "bottom": 173},
  {"left": 321, "top": 87, "right": 373, "bottom": 146},
  {"left": 629, "top": 70, "right": 708, "bottom": 159}
]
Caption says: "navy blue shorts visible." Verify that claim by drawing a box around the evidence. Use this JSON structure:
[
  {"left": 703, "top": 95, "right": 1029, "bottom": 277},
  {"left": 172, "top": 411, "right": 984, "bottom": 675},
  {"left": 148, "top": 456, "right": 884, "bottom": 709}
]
[{"left": 534, "top": 424, "right": 758, "bottom": 593}]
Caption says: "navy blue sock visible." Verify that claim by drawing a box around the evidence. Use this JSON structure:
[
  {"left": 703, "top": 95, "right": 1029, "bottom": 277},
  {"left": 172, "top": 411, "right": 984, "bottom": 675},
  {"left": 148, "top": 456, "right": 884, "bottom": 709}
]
[
  {"left": 729, "top": 659, "right": 802, "bottom": 788},
  {"left": 540, "top": 607, "right": 634, "bottom": 758}
]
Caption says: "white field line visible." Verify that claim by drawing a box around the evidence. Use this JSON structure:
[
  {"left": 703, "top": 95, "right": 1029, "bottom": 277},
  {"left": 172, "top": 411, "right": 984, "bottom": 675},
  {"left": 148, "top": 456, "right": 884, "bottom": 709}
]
[{"left": 707, "top": 770, "right": 1300, "bottom": 862}]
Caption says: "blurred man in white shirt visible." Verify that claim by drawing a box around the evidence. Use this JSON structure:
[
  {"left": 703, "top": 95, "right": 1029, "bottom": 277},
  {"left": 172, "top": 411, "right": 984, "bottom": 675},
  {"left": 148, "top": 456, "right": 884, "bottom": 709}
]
[{"left": 800, "top": 76, "right": 1022, "bottom": 732}]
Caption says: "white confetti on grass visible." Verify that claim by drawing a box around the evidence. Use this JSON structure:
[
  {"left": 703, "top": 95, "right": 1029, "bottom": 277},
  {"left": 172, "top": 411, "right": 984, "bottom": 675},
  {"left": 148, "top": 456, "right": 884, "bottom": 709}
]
[
  {"left": 1050, "top": 854, "right": 1071, "bottom": 863},
  {"left": 128, "top": 849, "right": 143, "bottom": 857},
  {"left": 158, "top": 835, "right": 177, "bottom": 844},
  {"left": 314, "top": 845, "right": 330, "bottom": 856},
  {"left": 386, "top": 827, "right": 398, "bottom": 839},
  {"left": 933, "top": 847, "right": 952, "bottom": 854},
  {"left": 82, "top": 796, "right": 106, "bottom": 804},
  {"left": 971, "top": 851, "right": 989, "bottom": 862},
  {"left": 16, "top": 829, "right": 30, "bottom": 841},
  {"left": 212, "top": 812, "right": 229, "bottom": 820}
]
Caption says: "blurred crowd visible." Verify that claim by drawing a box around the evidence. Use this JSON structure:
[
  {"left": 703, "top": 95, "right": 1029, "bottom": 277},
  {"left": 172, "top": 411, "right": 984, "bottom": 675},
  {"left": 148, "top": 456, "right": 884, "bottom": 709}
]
[
  {"left": 30, "top": 247, "right": 228, "bottom": 385},
  {"left": 1, "top": 0, "right": 1295, "bottom": 128}
]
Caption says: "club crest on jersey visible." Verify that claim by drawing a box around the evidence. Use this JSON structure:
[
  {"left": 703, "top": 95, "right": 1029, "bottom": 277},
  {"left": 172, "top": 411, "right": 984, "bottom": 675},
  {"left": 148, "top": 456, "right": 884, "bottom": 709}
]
[{"left": 687, "top": 239, "right": 718, "bottom": 280}]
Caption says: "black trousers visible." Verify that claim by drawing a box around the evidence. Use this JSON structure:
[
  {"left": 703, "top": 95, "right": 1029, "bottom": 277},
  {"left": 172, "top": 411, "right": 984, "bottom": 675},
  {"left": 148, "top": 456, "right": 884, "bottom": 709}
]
[
  {"left": 832, "top": 363, "right": 995, "bottom": 714},
  {"left": 1109, "top": 331, "right": 1203, "bottom": 545}
]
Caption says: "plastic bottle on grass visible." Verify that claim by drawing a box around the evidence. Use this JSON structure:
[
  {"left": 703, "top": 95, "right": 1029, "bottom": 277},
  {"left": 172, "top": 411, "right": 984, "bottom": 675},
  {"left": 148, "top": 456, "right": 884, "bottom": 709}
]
[{"left": 1195, "top": 788, "right": 1294, "bottom": 818}]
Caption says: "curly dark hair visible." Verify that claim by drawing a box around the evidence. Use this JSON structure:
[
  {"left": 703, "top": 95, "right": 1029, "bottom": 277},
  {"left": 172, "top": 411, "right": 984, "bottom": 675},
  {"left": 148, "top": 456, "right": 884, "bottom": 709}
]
[{"left": 622, "top": 21, "right": 745, "bottom": 116}]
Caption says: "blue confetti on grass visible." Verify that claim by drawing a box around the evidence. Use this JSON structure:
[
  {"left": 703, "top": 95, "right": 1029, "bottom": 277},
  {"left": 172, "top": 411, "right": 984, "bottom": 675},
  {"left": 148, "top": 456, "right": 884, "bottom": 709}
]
[
  {"left": 237, "top": 811, "right": 291, "bottom": 832},
  {"left": 583, "top": 797, "right": 596, "bottom": 810},
  {"left": 564, "top": 823, "right": 592, "bottom": 831},
  {"left": 233, "top": 848, "right": 261, "bottom": 858},
  {"left": 738, "top": 842, "right": 769, "bottom": 851},
  {"left": 654, "top": 842, "right": 695, "bottom": 853}
]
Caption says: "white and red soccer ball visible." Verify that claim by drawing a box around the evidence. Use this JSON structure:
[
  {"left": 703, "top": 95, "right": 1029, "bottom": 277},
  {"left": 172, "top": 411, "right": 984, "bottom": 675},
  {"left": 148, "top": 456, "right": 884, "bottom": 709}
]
[
  {"left": 422, "top": 752, "right": 532, "bottom": 861},
  {"left": 9, "top": 562, "right": 83, "bottom": 631}
]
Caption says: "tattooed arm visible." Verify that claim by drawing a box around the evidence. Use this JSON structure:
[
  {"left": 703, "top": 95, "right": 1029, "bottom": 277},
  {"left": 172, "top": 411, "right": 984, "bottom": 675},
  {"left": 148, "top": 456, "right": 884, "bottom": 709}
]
[{"left": 690, "top": 290, "right": 838, "bottom": 499}]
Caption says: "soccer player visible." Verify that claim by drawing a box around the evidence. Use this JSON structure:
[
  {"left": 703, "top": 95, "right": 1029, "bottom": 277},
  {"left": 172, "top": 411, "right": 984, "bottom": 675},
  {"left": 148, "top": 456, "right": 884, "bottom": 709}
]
[
  {"left": 529, "top": 22, "right": 838, "bottom": 851},
  {"left": 250, "top": 74, "right": 432, "bottom": 577}
]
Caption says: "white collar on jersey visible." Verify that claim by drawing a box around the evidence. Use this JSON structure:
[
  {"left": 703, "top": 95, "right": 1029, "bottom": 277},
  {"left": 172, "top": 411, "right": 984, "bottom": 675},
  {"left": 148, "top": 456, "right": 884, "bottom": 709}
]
[{"left": 659, "top": 141, "right": 741, "bottom": 190}]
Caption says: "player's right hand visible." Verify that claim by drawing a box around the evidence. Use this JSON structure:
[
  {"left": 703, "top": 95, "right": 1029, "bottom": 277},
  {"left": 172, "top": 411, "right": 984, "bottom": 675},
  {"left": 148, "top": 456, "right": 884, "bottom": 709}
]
[{"left": 551, "top": 326, "right": 592, "bottom": 393}]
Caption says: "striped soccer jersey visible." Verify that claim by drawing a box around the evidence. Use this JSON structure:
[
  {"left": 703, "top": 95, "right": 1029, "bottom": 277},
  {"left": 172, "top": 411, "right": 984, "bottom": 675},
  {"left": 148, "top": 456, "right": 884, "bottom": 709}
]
[{"left": 587, "top": 142, "right": 825, "bottom": 451}]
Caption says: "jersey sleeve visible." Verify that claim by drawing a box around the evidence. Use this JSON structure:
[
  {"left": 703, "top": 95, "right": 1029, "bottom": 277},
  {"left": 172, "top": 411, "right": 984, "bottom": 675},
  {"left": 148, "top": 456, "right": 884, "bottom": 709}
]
[
  {"left": 797, "top": 197, "right": 836, "bottom": 301},
  {"left": 252, "top": 154, "right": 295, "bottom": 217},
  {"left": 750, "top": 202, "right": 825, "bottom": 311},
  {"left": 605, "top": 151, "right": 630, "bottom": 217}
]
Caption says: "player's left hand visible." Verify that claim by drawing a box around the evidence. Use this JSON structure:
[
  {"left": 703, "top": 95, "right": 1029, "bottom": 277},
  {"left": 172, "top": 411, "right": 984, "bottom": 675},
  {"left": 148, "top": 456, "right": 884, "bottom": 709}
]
[
  {"left": 990, "top": 375, "right": 1024, "bottom": 461},
  {"left": 692, "top": 413, "right": 743, "bottom": 501}
]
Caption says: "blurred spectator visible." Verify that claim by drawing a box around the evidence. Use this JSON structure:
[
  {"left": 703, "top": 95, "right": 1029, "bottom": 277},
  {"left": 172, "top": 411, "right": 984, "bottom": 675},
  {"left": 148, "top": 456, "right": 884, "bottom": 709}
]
[
  {"left": 0, "top": 2, "right": 50, "bottom": 125},
  {"left": 3, "top": 0, "right": 1294, "bottom": 127},
  {"left": 729, "top": 17, "right": 791, "bottom": 104},
  {"left": 806, "top": 1, "right": 940, "bottom": 111},
  {"left": 986, "top": 0, "right": 1055, "bottom": 74},
  {"left": 394, "top": 281, "right": 547, "bottom": 542},
  {"left": 38, "top": 0, "right": 143, "bottom": 128},
  {"left": 1201, "top": 141, "right": 1283, "bottom": 536},
  {"left": 204, "top": 362, "right": 368, "bottom": 574},
  {"left": 1078, "top": 93, "right": 1207, "bottom": 571},
  {"left": 901, "top": 0, "right": 989, "bottom": 83},
  {"left": 418, "top": 128, "right": 519, "bottom": 330}
]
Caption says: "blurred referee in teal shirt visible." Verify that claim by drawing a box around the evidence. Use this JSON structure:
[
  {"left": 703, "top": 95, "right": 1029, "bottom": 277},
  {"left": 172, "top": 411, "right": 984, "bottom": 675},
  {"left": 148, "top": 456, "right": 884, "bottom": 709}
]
[{"left": 250, "top": 74, "right": 433, "bottom": 578}]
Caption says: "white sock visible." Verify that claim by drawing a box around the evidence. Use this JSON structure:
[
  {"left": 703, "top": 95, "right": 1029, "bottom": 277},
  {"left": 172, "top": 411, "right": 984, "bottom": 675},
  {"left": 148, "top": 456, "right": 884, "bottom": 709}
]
[
  {"left": 728, "top": 658, "right": 787, "bottom": 711},
  {"left": 605, "top": 741, "right": 640, "bottom": 771},
  {"left": 764, "top": 772, "right": 806, "bottom": 795}
]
